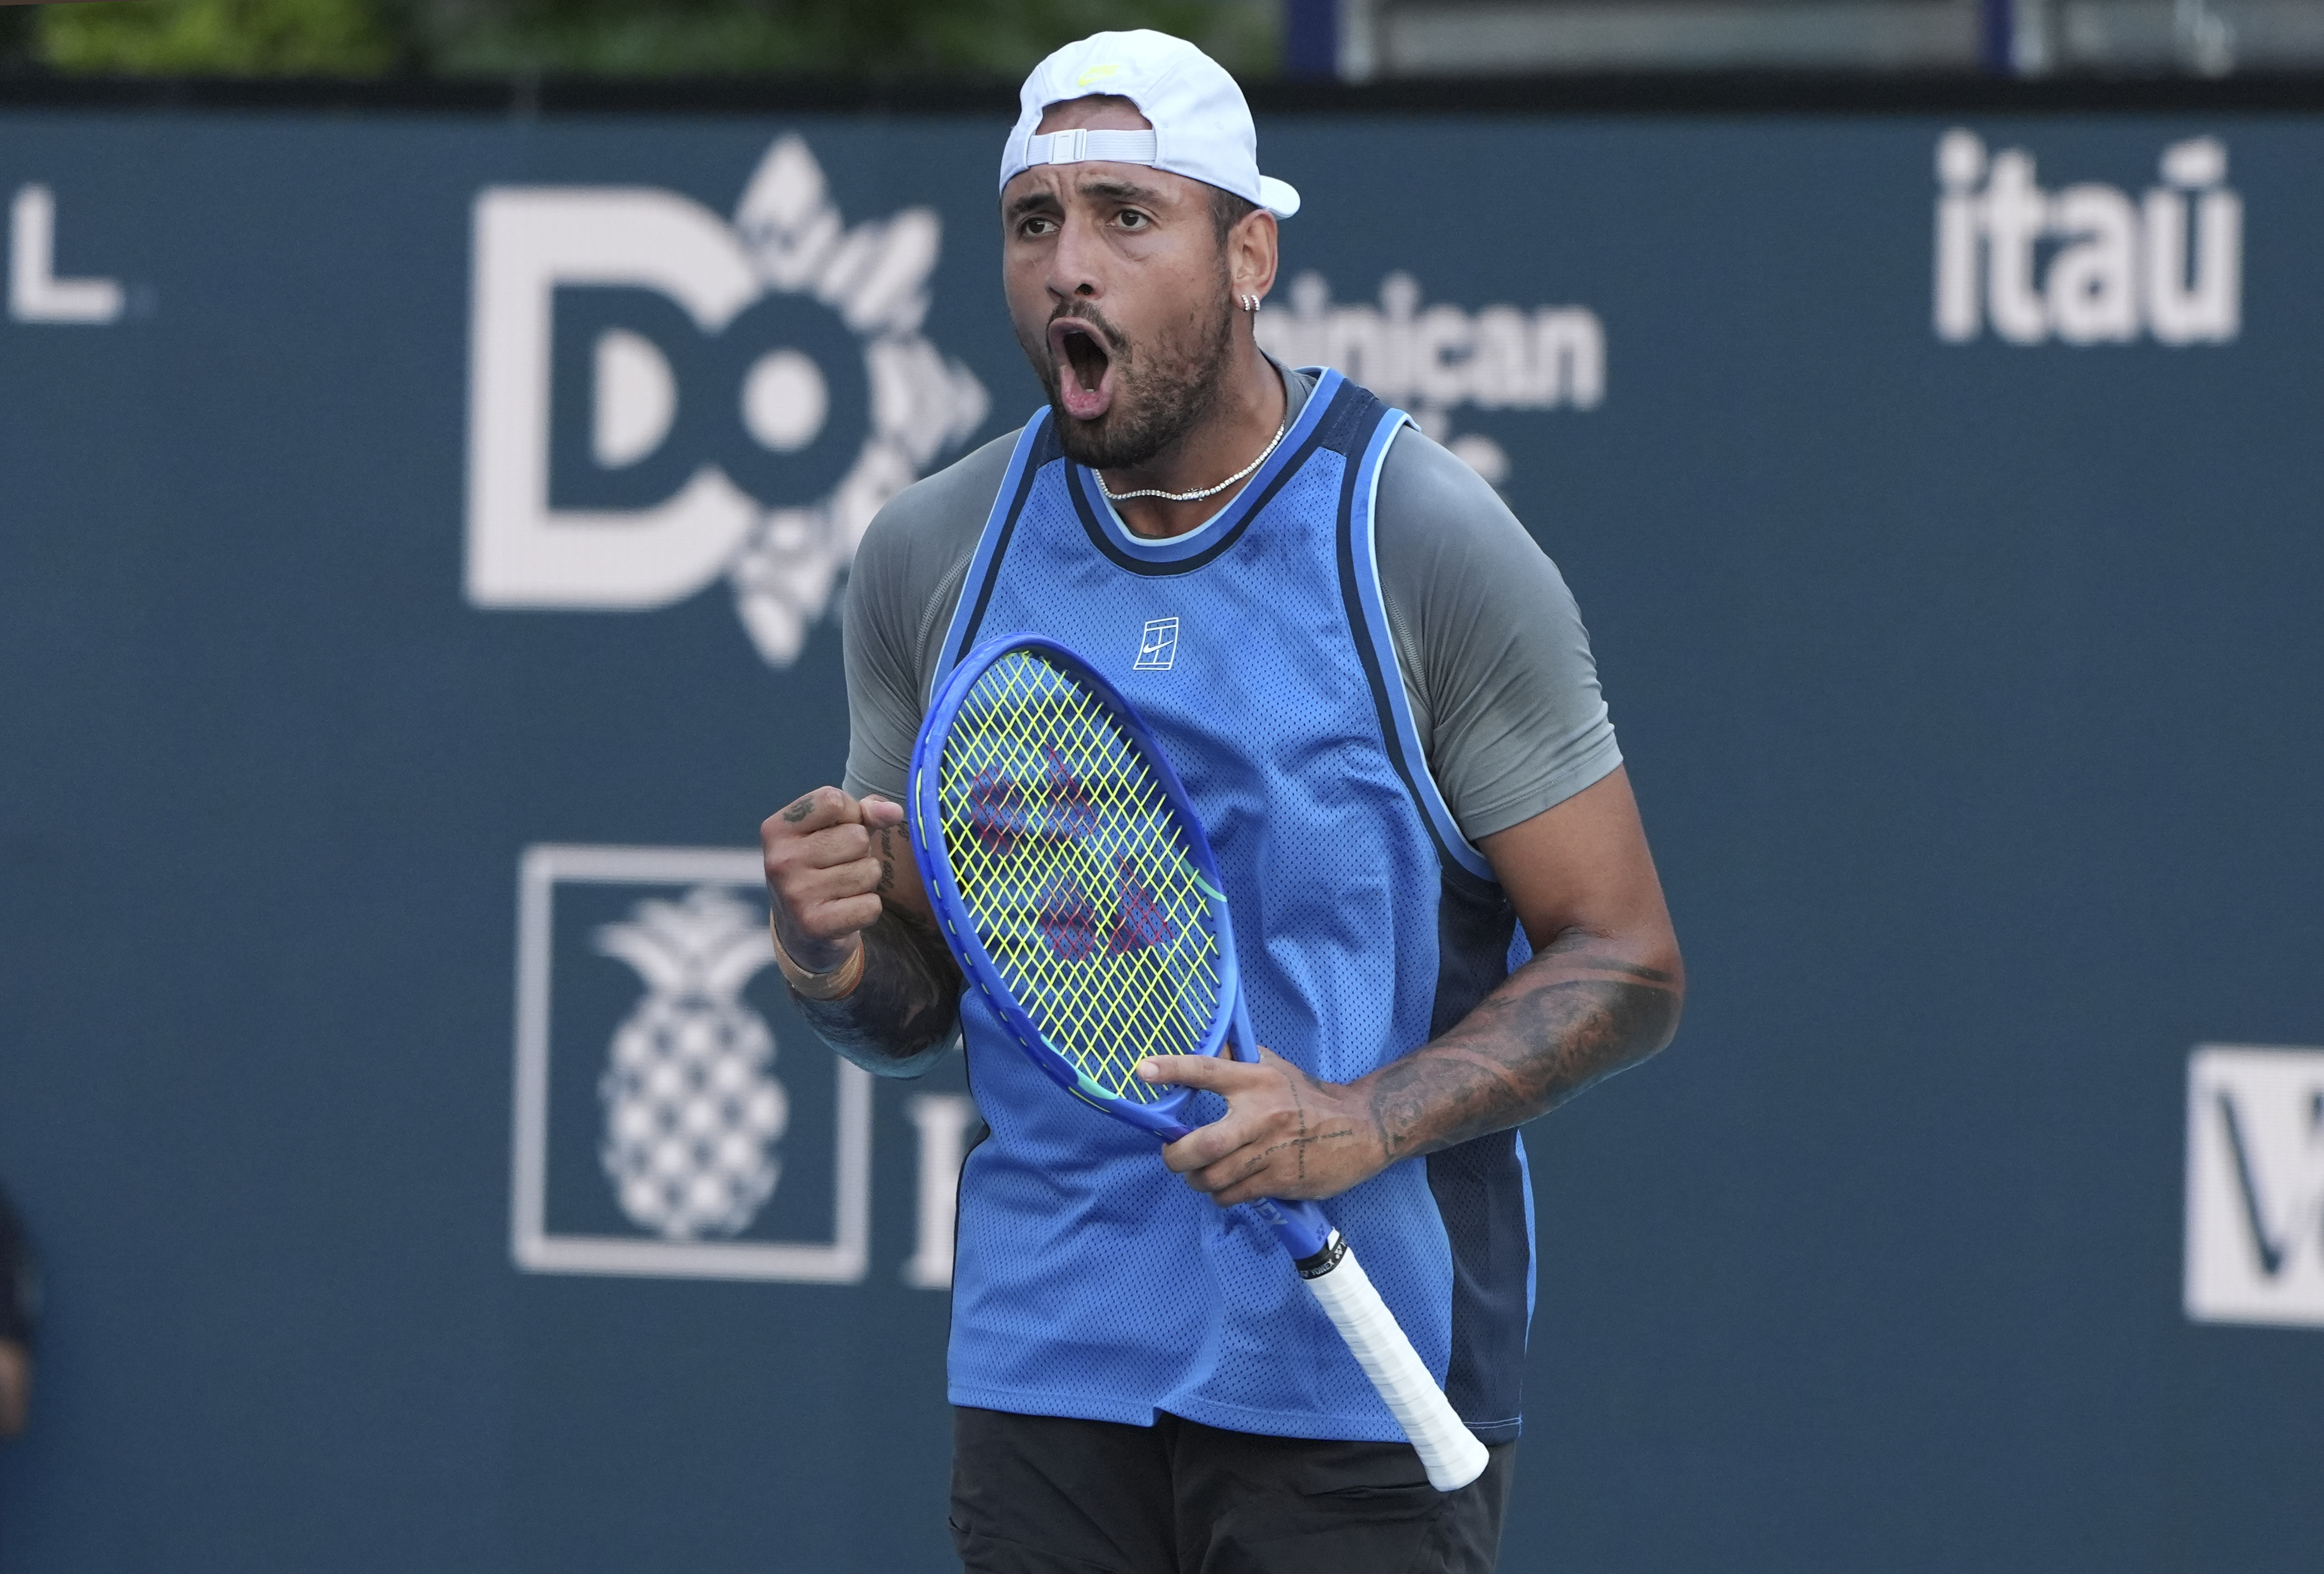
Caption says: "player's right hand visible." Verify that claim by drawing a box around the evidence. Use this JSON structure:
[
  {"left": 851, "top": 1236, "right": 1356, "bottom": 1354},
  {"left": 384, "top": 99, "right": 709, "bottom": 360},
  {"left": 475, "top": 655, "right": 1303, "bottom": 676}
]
[{"left": 761, "top": 786, "right": 908, "bottom": 972}]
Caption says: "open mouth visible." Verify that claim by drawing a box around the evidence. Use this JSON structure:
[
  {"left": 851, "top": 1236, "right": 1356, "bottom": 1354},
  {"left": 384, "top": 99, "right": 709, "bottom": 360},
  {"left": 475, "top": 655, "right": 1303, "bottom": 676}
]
[{"left": 1049, "top": 320, "right": 1115, "bottom": 422}]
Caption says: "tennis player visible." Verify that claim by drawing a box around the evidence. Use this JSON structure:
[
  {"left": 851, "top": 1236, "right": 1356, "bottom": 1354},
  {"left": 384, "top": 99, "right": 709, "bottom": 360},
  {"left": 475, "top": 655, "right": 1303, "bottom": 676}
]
[{"left": 761, "top": 30, "right": 1683, "bottom": 1571}]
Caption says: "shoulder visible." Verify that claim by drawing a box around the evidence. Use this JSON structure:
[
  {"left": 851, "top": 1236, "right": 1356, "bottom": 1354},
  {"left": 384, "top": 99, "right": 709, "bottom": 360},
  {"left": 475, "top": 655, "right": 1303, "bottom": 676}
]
[
  {"left": 1363, "top": 421, "right": 1617, "bottom": 842},
  {"left": 1375, "top": 420, "right": 1502, "bottom": 516},
  {"left": 1372, "top": 422, "right": 1563, "bottom": 601},
  {"left": 848, "top": 428, "right": 1024, "bottom": 648},
  {"left": 840, "top": 430, "right": 1024, "bottom": 797},
  {"left": 856, "top": 427, "right": 1024, "bottom": 584}
]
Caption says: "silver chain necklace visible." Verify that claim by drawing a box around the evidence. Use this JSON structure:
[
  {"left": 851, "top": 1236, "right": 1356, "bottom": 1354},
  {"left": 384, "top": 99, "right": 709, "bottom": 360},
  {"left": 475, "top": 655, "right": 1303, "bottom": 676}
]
[{"left": 1097, "top": 418, "right": 1289, "bottom": 505}]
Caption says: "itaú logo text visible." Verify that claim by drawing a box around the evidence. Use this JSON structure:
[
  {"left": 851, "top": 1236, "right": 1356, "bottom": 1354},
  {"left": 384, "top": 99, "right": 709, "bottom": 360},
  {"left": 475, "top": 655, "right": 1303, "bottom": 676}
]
[
  {"left": 465, "top": 137, "right": 988, "bottom": 665},
  {"left": 1933, "top": 129, "right": 2240, "bottom": 348}
]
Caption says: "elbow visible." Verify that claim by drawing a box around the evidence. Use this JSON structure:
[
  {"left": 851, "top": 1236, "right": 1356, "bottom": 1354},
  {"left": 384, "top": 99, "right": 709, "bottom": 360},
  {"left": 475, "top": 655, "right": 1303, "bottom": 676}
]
[
  {"left": 1633, "top": 924, "right": 1686, "bottom": 1060},
  {"left": 1655, "top": 925, "right": 1686, "bottom": 1045},
  {"left": 792, "top": 998, "right": 962, "bottom": 1079},
  {"left": 844, "top": 1024, "right": 962, "bottom": 1080}
]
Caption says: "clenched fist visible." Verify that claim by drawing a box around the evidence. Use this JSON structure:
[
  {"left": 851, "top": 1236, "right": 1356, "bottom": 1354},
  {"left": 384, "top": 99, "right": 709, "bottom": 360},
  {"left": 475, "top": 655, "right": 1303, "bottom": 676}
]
[{"left": 760, "top": 786, "right": 919, "bottom": 973}]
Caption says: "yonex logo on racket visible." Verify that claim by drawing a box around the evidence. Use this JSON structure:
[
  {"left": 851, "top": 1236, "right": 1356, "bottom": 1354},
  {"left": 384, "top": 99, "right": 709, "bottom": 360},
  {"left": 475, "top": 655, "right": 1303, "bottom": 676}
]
[
  {"left": 1044, "top": 748, "right": 1101, "bottom": 838},
  {"left": 1133, "top": 617, "right": 1179, "bottom": 671},
  {"left": 1109, "top": 867, "right": 1176, "bottom": 953},
  {"left": 966, "top": 769, "right": 1025, "bottom": 856},
  {"left": 1035, "top": 877, "right": 1102, "bottom": 961}
]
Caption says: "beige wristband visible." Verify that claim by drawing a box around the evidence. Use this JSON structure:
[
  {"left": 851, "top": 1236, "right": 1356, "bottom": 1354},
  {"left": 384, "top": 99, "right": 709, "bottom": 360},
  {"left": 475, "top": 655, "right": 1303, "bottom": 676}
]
[{"left": 770, "top": 916, "right": 867, "bottom": 1001}]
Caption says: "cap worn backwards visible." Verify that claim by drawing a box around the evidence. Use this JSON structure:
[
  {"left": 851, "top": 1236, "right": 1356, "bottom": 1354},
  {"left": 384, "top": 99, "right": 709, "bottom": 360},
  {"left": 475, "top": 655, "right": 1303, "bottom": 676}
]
[{"left": 998, "top": 29, "right": 1301, "bottom": 220}]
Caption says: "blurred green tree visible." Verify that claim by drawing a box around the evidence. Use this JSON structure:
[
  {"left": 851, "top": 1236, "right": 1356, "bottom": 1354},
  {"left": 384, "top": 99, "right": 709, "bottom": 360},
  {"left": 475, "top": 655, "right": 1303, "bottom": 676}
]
[
  {"left": 29, "top": 0, "right": 1278, "bottom": 77},
  {"left": 39, "top": 0, "right": 404, "bottom": 74}
]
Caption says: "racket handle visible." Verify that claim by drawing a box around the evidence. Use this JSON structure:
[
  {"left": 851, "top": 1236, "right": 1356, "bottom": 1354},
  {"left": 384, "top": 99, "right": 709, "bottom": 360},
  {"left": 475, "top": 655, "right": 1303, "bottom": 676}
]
[
  {"left": 1246, "top": 1195, "right": 1333, "bottom": 1259},
  {"left": 1296, "top": 1232, "right": 1490, "bottom": 1493}
]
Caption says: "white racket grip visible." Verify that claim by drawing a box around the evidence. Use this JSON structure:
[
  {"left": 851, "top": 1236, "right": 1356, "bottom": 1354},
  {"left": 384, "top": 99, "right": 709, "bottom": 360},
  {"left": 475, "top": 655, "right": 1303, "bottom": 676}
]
[{"left": 1300, "top": 1234, "right": 1490, "bottom": 1492}]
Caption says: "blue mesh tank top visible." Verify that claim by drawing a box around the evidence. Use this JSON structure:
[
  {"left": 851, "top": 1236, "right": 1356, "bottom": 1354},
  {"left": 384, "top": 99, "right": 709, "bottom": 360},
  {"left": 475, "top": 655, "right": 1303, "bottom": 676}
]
[{"left": 936, "top": 371, "right": 1535, "bottom": 1444}]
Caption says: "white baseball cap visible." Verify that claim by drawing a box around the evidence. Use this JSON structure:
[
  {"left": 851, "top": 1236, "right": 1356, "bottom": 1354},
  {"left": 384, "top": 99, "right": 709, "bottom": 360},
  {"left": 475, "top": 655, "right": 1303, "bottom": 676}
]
[{"left": 998, "top": 30, "right": 1301, "bottom": 220}]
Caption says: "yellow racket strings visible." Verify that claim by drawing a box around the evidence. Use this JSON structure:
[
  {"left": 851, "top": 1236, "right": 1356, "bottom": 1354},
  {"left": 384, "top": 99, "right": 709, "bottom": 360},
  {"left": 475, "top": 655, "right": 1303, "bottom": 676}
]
[{"left": 938, "top": 651, "right": 1225, "bottom": 1102}]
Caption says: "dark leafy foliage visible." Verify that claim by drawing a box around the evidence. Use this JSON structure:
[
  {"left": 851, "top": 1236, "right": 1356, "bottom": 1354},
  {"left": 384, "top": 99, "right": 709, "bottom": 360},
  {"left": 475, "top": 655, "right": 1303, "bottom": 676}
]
[{"left": 21, "top": 0, "right": 1277, "bottom": 78}]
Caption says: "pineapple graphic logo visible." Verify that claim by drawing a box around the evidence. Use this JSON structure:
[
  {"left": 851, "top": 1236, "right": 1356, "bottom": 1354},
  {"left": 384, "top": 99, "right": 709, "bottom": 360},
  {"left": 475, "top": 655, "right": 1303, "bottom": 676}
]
[{"left": 594, "top": 885, "right": 789, "bottom": 1241}]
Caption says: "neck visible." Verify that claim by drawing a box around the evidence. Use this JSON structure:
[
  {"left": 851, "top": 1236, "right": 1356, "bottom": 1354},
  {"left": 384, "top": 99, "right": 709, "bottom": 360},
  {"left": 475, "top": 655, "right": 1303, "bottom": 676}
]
[{"left": 1101, "top": 337, "right": 1288, "bottom": 541}]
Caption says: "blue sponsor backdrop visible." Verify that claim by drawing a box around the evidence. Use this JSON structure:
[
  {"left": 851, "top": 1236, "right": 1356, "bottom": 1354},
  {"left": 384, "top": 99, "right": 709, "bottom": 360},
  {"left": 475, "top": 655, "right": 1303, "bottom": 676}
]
[{"left": 1, "top": 103, "right": 2320, "bottom": 1573}]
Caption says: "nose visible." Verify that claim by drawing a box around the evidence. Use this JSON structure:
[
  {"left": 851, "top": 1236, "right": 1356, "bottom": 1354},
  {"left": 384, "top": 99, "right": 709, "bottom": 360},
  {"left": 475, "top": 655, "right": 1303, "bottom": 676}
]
[{"left": 1047, "top": 212, "right": 1104, "bottom": 304}]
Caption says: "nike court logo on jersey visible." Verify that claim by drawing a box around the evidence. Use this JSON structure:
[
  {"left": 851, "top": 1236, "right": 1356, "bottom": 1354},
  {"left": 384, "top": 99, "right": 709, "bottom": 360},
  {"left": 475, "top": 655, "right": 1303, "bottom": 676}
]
[{"left": 1133, "top": 617, "right": 1179, "bottom": 671}]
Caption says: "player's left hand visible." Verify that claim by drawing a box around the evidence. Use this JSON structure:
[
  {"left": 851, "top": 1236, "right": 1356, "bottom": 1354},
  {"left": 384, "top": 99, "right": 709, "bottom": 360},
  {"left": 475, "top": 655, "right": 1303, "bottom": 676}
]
[{"left": 1138, "top": 1049, "right": 1390, "bottom": 1206}]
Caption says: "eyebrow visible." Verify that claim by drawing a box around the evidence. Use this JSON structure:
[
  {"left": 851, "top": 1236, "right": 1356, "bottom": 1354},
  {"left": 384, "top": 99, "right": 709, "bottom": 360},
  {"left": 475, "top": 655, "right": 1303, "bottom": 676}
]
[
  {"left": 1074, "top": 175, "right": 1169, "bottom": 207},
  {"left": 1004, "top": 189, "right": 1062, "bottom": 223},
  {"left": 1003, "top": 174, "right": 1173, "bottom": 225}
]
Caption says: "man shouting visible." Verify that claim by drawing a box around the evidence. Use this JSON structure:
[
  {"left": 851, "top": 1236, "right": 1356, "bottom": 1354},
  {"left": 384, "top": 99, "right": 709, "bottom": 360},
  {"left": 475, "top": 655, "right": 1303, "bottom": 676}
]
[{"left": 761, "top": 29, "right": 1682, "bottom": 1571}]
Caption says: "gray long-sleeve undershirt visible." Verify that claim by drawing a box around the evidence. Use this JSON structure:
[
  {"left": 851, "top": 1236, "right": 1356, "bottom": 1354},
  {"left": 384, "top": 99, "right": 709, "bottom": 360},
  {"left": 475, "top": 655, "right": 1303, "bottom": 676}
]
[{"left": 840, "top": 366, "right": 1621, "bottom": 848}]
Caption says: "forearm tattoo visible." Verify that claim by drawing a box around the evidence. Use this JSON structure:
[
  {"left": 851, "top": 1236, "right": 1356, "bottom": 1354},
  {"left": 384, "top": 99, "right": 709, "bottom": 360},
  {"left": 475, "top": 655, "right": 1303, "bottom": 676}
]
[
  {"left": 1364, "top": 931, "right": 1681, "bottom": 1161},
  {"left": 789, "top": 905, "right": 962, "bottom": 1070}
]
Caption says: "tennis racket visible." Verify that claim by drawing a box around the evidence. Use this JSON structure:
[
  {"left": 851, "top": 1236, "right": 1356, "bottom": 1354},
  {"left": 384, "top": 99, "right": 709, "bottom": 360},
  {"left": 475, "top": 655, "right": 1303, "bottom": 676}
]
[{"left": 906, "top": 631, "right": 1489, "bottom": 1493}]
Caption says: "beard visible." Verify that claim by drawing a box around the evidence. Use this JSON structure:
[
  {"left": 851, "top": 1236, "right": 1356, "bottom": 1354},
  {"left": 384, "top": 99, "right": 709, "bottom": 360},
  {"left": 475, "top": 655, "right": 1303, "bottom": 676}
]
[{"left": 1019, "top": 288, "right": 1239, "bottom": 472}]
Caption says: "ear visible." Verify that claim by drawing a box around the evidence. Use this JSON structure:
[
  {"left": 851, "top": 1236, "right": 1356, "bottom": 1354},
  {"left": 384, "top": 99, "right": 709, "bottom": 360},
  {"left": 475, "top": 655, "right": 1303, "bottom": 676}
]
[{"left": 1226, "top": 207, "right": 1279, "bottom": 304}]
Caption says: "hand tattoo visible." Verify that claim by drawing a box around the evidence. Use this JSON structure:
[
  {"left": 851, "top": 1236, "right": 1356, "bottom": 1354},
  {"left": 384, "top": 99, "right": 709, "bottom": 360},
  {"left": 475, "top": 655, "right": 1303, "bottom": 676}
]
[
  {"left": 781, "top": 796, "right": 816, "bottom": 824},
  {"left": 1242, "top": 1063, "right": 1363, "bottom": 1189}
]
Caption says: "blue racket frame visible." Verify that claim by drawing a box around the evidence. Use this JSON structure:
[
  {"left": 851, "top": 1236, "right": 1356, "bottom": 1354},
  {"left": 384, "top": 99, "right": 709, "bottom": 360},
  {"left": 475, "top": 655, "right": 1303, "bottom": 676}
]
[{"left": 908, "top": 632, "right": 1332, "bottom": 1260}]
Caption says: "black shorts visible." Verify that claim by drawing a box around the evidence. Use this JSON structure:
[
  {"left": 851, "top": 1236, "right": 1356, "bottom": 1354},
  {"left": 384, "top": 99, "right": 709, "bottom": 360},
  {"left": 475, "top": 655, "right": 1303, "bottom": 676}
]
[{"left": 949, "top": 1406, "right": 1517, "bottom": 1574}]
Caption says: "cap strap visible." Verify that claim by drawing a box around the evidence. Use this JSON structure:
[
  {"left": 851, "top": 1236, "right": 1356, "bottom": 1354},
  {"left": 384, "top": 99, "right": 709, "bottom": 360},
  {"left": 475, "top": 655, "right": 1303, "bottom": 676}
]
[{"left": 1024, "top": 128, "right": 1159, "bottom": 168}]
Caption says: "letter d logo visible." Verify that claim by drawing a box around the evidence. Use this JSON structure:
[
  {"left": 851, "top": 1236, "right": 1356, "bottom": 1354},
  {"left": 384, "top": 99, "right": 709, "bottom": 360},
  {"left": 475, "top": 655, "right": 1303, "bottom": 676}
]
[
  {"left": 466, "top": 187, "right": 762, "bottom": 609},
  {"left": 461, "top": 139, "right": 990, "bottom": 665}
]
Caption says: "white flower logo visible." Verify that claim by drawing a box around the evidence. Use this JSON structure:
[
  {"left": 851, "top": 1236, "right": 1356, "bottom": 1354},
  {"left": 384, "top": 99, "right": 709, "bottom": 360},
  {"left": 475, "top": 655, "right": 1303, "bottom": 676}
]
[{"left": 724, "top": 137, "right": 990, "bottom": 665}]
